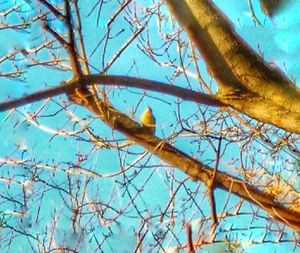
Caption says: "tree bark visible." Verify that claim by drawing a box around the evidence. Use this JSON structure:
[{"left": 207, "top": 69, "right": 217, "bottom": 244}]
[{"left": 164, "top": 0, "right": 300, "bottom": 134}]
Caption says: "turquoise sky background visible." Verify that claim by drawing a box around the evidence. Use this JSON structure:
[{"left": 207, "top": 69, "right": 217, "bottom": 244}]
[{"left": 0, "top": 0, "right": 299, "bottom": 252}]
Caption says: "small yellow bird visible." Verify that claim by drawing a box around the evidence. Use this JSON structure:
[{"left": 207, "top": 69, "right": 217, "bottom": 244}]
[{"left": 140, "top": 107, "right": 156, "bottom": 134}]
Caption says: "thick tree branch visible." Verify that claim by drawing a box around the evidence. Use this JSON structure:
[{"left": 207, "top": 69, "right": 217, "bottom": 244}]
[
  {"left": 164, "top": 0, "right": 300, "bottom": 134},
  {"left": 71, "top": 77, "right": 300, "bottom": 232}
]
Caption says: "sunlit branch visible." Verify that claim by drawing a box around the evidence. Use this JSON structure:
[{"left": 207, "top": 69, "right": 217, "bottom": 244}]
[
  {"left": 75, "top": 84, "right": 300, "bottom": 232},
  {"left": 164, "top": 0, "right": 300, "bottom": 134}
]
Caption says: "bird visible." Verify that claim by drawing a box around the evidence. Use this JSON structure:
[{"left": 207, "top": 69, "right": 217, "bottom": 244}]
[{"left": 140, "top": 107, "right": 156, "bottom": 134}]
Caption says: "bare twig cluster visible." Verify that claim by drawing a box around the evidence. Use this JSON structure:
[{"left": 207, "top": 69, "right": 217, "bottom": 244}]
[{"left": 0, "top": 0, "right": 299, "bottom": 252}]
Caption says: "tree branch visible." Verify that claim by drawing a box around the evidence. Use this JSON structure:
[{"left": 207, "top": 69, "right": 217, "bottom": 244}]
[
  {"left": 0, "top": 74, "right": 224, "bottom": 112},
  {"left": 164, "top": 0, "right": 300, "bottom": 134},
  {"left": 71, "top": 77, "right": 300, "bottom": 232}
]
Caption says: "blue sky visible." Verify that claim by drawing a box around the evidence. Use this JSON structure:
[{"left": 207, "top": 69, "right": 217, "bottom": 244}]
[{"left": 0, "top": 0, "right": 299, "bottom": 252}]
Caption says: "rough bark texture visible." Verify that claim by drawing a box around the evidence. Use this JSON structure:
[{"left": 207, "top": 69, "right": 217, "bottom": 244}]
[{"left": 165, "top": 0, "right": 300, "bottom": 134}]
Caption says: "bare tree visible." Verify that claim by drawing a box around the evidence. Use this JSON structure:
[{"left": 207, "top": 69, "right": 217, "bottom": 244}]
[{"left": 0, "top": 0, "right": 299, "bottom": 252}]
